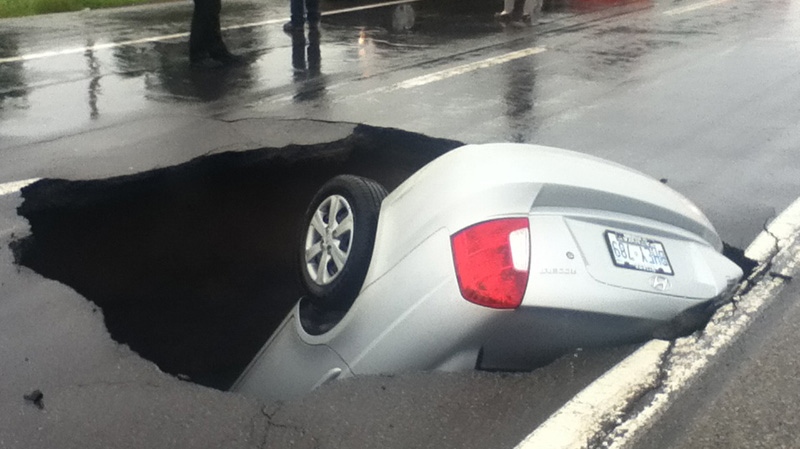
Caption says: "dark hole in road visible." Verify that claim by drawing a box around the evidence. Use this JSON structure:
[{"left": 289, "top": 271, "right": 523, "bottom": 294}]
[
  {"left": 722, "top": 242, "right": 758, "bottom": 280},
  {"left": 11, "top": 124, "right": 462, "bottom": 390}
]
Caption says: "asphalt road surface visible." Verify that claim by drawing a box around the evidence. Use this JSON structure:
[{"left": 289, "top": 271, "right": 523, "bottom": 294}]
[
  {"left": 2, "top": 0, "right": 800, "bottom": 448},
  {"left": 632, "top": 251, "right": 800, "bottom": 449},
  {"left": 3, "top": 0, "right": 799, "bottom": 245}
]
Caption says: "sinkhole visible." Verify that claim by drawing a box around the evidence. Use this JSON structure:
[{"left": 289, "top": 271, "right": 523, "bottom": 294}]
[
  {"left": 10, "top": 124, "right": 462, "bottom": 390},
  {"left": 8, "top": 124, "right": 758, "bottom": 392}
]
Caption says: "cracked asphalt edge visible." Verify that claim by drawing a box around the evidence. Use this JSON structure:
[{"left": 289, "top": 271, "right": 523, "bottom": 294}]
[
  {"left": 515, "top": 195, "right": 800, "bottom": 449},
  {"left": 4, "top": 159, "right": 794, "bottom": 448}
]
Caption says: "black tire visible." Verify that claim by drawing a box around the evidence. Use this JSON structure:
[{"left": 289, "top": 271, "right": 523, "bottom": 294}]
[{"left": 299, "top": 175, "right": 387, "bottom": 311}]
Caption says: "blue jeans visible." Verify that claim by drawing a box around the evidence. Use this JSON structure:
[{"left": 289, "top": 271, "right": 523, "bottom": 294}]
[{"left": 290, "top": 0, "right": 320, "bottom": 25}]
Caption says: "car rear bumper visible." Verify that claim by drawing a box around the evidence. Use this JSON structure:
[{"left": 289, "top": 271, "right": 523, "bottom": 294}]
[
  {"left": 327, "top": 226, "right": 740, "bottom": 375},
  {"left": 476, "top": 296, "right": 730, "bottom": 371}
]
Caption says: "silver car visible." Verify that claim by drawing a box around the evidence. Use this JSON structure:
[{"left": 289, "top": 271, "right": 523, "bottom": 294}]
[{"left": 233, "top": 143, "right": 743, "bottom": 401}]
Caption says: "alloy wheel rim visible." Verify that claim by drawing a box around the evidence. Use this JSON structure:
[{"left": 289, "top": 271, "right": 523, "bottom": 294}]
[{"left": 304, "top": 194, "right": 354, "bottom": 286}]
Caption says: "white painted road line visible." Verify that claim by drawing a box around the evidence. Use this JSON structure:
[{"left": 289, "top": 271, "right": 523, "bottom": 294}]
[
  {"left": 745, "top": 197, "right": 800, "bottom": 262},
  {"left": 515, "top": 194, "right": 800, "bottom": 449},
  {"left": 391, "top": 47, "right": 547, "bottom": 90},
  {"left": 348, "top": 47, "right": 547, "bottom": 98},
  {"left": 0, "top": 178, "right": 40, "bottom": 196},
  {"left": 314, "top": 0, "right": 421, "bottom": 17},
  {"left": 0, "top": 0, "right": 422, "bottom": 65},
  {"left": 515, "top": 341, "right": 671, "bottom": 449},
  {"left": 663, "top": 0, "right": 731, "bottom": 16},
  {"left": 269, "top": 46, "right": 548, "bottom": 104}
]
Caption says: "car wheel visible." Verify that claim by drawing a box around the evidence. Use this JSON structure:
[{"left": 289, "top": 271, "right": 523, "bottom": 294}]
[{"left": 300, "top": 175, "right": 387, "bottom": 311}]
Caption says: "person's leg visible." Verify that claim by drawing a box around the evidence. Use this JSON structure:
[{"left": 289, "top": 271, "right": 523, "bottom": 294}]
[
  {"left": 207, "top": 0, "right": 233, "bottom": 59},
  {"left": 305, "top": 0, "right": 320, "bottom": 25},
  {"left": 290, "top": 0, "right": 305, "bottom": 25},
  {"left": 496, "top": 0, "right": 515, "bottom": 22},
  {"left": 284, "top": 0, "right": 306, "bottom": 32},
  {"left": 520, "top": 0, "right": 535, "bottom": 22},
  {"left": 190, "top": 0, "right": 214, "bottom": 61},
  {"left": 522, "top": 0, "right": 542, "bottom": 17},
  {"left": 512, "top": 0, "right": 525, "bottom": 18}
]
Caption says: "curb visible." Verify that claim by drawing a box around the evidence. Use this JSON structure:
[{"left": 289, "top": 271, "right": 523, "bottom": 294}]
[{"left": 515, "top": 196, "right": 800, "bottom": 449}]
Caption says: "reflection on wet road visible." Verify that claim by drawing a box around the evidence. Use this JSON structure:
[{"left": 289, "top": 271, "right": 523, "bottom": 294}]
[
  {"left": 2, "top": 0, "right": 800, "bottom": 247},
  {"left": 0, "top": 0, "right": 653, "bottom": 141}
]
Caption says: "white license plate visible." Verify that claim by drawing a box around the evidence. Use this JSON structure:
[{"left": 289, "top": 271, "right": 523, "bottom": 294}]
[{"left": 605, "top": 230, "right": 673, "bottom": 275}]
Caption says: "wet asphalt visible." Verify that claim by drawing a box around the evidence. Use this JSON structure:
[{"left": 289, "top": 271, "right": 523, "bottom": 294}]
[
  {"left": 633, "top": 248, "right": 800, "bottom": 449},
  {"left": 2, "top": 0, "right": 800, "bottom": 448},
  {"left": 2, "top": 0, "right": 800, "bottom": 246}
]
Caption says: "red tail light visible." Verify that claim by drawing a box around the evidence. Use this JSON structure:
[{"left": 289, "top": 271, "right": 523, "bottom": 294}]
[{"left": 451, "top": 218, "right": 530, "bottom": 309}]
